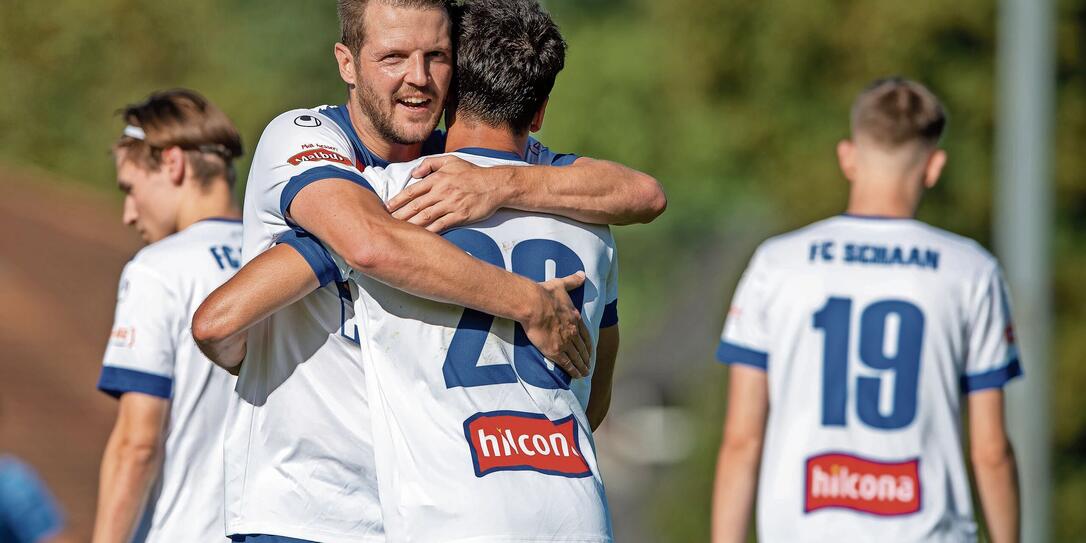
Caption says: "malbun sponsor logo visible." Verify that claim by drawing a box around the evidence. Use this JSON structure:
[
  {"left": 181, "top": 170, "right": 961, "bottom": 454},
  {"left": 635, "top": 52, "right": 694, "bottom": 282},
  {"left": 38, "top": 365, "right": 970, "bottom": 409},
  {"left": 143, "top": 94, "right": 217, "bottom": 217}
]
[{"left": 287, "top": 147, "right": 353, "bottom": 167}]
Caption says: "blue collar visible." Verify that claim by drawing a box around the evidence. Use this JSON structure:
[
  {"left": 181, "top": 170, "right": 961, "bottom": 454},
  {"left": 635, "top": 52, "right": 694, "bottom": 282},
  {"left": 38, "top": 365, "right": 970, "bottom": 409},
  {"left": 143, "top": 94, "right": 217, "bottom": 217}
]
[
  {"left": 321, "top": 105, "right": 391, "bottom": 168},
  {"left": 454, "top": 147, "right": 525, "bottom": 162},
  {"left": 198, "top": 217, "right": 242, "bottom": 224},
  {"left": 840, "top": 213, "right": 914, "bottom": 221}
]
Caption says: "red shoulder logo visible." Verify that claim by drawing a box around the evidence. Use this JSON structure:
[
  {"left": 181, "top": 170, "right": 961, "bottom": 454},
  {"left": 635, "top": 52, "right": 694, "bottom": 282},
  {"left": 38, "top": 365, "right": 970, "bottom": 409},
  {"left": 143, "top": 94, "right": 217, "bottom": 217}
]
[{"left": 287, "top": 148, "right": 353, "bottom": 167}]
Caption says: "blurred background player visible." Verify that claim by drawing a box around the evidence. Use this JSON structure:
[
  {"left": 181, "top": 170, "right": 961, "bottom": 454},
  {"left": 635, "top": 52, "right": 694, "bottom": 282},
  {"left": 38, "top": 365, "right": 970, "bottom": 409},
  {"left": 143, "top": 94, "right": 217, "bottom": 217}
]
[
  {"left": 711, "top": 78, "right": 1021, "bottom": 542},
  {"left": 200, "top": 0, "right": 621, "bottom": 540},
  {"left": 92, "top": 89, "right": 244, "bottom": 543},
  {"left": 0, "top": 398, "right": 75, "bottom": 543}
]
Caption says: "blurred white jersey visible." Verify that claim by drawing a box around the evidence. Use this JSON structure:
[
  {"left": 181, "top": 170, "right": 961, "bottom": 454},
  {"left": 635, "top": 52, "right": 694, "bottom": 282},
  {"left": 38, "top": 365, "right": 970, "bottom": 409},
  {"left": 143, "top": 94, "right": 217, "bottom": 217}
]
[
  {"left": 717, "top": 215, "right": 1022, "bottom": 542},
  {"left": 335, "top": 149, "right": 618, "bottom": 542},
  {"left": 228, "top": 106, "right": 585, "bottom": 542},
  {"left": 97, "top": 218, "right": 243, "bottom": 542}
]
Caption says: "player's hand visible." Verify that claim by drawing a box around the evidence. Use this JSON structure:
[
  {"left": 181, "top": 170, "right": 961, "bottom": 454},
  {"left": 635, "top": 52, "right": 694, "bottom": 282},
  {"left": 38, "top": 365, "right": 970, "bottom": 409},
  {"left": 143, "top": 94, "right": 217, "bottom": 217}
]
[
  {"left": 523, "top": 272, "right": 592, "bottom": 379},
  {"left": 387, "top": 155, "right": 510, "bottom": 233}
]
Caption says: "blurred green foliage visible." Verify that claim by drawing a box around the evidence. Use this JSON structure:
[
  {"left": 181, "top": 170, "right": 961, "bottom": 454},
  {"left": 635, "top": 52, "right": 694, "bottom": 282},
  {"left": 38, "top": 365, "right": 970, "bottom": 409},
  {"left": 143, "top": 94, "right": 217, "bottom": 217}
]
[{"left": 1, "top": 0, "right": 1083, "bottom": 540}]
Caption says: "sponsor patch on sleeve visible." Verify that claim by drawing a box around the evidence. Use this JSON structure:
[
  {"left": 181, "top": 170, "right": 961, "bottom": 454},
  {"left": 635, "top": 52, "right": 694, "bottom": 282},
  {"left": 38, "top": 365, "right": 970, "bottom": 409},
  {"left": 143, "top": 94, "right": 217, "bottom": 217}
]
[
  {"left": 805, "top": 452, "right": 921, "bottom": 516},
  {"left": 464, "top": 411, "right": 592, "bottom": 478},
  {"left": 287, "top": 145, "right": 353, "bottom": 167},
  {"left": 109, "top": 326, "right": 136, "bottom": 348}
]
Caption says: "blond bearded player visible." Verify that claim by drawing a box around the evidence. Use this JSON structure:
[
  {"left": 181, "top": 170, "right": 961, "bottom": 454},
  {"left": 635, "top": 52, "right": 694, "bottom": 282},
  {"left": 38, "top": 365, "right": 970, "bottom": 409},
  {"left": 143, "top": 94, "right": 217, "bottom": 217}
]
[
  {"left": 711, "top": 78, "right": 1021, "bottom": 543},
  {"left": 190, "top": 1, "right": 663, "bottom": 542}
]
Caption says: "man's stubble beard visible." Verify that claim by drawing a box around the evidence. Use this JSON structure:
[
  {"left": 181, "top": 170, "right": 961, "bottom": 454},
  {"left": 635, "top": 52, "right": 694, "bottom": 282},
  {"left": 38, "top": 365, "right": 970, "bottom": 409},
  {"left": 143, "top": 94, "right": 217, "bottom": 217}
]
[{"left": 355, "top": 81, "right": 439, "bottom": 146}]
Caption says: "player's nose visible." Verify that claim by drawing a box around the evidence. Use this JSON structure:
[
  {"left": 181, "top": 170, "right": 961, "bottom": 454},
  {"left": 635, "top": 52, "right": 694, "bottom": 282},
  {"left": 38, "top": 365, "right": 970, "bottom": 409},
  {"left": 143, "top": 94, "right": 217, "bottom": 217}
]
[
  {"left": 122, "top": 195, "right": 138, "bottom": 226},
  {"left": 404, "top": 52, "right": 428, "bottom": 87}
]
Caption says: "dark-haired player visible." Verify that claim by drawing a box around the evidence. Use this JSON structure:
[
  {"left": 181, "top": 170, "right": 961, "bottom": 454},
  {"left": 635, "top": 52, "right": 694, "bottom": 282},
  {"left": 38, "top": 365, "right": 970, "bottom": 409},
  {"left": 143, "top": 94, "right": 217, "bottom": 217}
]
[
  {"left": 712, "top": 78, "right": 1021, "bottom": 543},
  {"left": 197, "top": 0, "right": 620, "bottom": 540}
]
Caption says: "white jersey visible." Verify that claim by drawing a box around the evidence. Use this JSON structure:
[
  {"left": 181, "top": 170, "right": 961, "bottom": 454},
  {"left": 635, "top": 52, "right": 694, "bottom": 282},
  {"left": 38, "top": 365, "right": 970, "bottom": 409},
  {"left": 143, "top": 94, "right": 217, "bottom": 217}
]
[
  {"left": 717, "top": 215, "right": 1022, "bottom": 542},
  {"left": 97, "top": 218, "right": 243, "bottom": 543},
  {"left": 229, "top": 106, "right": 583, "bottom": 542},
  {"left": 326, "top": 149, "right": 619, "bottom": 542}
]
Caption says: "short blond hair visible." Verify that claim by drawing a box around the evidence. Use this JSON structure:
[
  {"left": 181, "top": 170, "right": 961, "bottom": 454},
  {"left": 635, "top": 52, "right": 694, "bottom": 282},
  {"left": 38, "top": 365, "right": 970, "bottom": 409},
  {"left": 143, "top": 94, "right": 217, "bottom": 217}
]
[
  {"left": 850, "top": 77, "right": 946, "bottom": 148},
  {"left": 337, "top": 0, "right": 449, "bottom": 55},
  {"left": 115, "top": 89, "right": 243, "bottom": 186}
]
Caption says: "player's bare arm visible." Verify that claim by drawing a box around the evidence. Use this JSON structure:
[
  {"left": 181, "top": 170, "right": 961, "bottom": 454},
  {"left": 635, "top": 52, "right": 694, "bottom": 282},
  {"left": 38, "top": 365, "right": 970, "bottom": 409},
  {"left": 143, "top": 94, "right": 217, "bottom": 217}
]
[
  {"left": 711, "top": 364, "right": 768, "bottom": 543},
  {"left": 969, "top": 389, "right": 1020, "bottom": 543},
  {"left": 389, "top": 155, "right": 667, "bottom": 231},
  {"left": 586, "top": 325, "right": 619, "bottom": 430},
  {"left": 192, "top": 244, "right": 319, "bottom": 372},
  {"left": 92, "top": 393, "right": 168, "bottom": 543},
  {"left": 288, "top": 177, "right": 592, "bottom": 375}
]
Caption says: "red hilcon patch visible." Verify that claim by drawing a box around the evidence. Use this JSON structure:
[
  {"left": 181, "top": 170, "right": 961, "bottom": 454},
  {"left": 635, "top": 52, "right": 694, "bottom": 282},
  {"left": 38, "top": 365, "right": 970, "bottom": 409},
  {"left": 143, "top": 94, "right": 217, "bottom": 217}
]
[
  {"left": 1004, "top": 324, "right": 1016, "bottom": 345},
  {"left": 805, "top": 453, "right": 921, "bottom": 516},
  {"left": 287, "top": 148, "right": 353, "bottom": 167},
  {"left": 109, "top": 326, "right": 135, "bottom": 348},
  {"left": 464, "top": 411, "right": 592, "bottom": 478}
]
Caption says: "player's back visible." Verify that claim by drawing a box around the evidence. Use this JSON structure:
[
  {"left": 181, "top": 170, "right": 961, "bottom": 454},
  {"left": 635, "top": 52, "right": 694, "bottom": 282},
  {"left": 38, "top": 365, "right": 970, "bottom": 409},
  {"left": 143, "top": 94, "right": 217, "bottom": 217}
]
[
  {"left": 97, "top": 218, "right": 243, "bottom": 542},
  {"left": 719, "top": 214, "right": 1020, "bottom": 542},
  {"left": 350, "top": 150, "right": 616, "bottom": 542}
]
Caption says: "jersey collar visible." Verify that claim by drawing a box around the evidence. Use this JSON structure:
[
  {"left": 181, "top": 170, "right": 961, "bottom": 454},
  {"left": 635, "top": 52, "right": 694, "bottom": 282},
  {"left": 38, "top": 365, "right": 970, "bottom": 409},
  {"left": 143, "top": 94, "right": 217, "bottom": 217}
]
[{"left": 453, "top": 147, "right": 525, "bottom": 162}]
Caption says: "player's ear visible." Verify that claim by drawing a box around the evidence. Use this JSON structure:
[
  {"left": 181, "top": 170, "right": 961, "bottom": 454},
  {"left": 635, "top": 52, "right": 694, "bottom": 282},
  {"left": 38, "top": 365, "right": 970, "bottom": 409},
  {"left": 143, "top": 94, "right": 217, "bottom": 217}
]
[
  {"left": 836, "top": 139, "right": 856, "bottom": 183},
  {"left": 161, "top": 146, "right": 186, "bottom": 187},
  {"left": 923, "top": 148, "right": 947, "bottom": 189},
  {"left": 334, "top": 43, "right": 359, "bottom": 88},
  {"left": 528, "top": 98, "right": 549, "bottom": 133}
]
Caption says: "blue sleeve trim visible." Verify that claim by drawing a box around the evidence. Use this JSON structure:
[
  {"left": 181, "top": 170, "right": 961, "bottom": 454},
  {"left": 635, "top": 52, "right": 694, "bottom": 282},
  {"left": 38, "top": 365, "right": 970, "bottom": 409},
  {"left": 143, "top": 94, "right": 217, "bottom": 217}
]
[
  {"left": 97, "top": 366, "right": 173, "bottom": 399},
  {"left": 600, "top": 300, "right": 619, "bottom": 328},
  {"left": 961, "top": 358, "right": 1023, "bottom": 393},
  {"left": 279, "top": 165, "right": 375, "bottom": 221},
  {"left": 715, "top": 340, "right": 768, "bottom": 371},
  {"left": 549, "top": 153, "right": 579, "bottom": 167},
  {"left": 277, "top": 231, "right": 340, "bottom": 287}
]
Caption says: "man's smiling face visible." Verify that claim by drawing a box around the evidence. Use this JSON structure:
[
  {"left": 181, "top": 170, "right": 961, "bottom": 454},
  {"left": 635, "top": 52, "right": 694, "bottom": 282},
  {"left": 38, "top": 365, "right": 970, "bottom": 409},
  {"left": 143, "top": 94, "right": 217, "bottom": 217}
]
[{"left": 352, "top": 2, "right": 453, "bottom": 145}]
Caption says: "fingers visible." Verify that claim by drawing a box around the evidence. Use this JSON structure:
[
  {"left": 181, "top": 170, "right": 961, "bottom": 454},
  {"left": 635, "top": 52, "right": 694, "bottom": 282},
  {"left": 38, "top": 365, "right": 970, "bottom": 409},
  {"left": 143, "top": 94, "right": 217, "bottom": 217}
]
[
  {"left": 559, "top": 271, "right": 586, "bottom": 291},
  {"left": 425, "top": 212, "right": 467, "bottom": 233},
  {"left": 393, "top": 190, "right": 441, "bottom": 223},
  {"left": 409, "top": 155, "right": 453, "bottom": 179},
  {"left": 574, "top": 318, "right": 592, "bottom": 366},
  {"left": 387, "top": 178, "right": 433, "bottom": 214},
  {"left": 565, "top": 342, "right": 589, "bottom": 377}
]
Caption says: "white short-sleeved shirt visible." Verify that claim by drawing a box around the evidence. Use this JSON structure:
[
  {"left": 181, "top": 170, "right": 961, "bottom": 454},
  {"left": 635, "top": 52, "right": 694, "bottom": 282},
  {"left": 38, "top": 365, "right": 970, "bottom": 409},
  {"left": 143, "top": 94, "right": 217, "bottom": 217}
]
[
  {"left": 717, "top": 215, "right": 1022, "bottom": 543},
  {"left": 297, "top": 148, "right": 619, "bottom": 542},
  {"left": 97, "top": 218, "right": 243, "bottom": 543},
  {"left": 228, "top": 105, "right": 581, "bottom": 542}
]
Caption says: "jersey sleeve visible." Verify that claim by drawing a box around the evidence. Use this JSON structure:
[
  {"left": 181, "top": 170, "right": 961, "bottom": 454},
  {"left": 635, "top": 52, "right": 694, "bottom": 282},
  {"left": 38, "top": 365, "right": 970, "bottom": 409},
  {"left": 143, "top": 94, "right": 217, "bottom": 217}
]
[
  {"left": 716, "top": 248, "right": 770, "bottom": 371},
  {"left": 97, "top": 262, "right": 178, "bottom": 399},
  {"left": 0, "top": 458, "right": 65, "bottom": 543},
  {"left": 524, "top": 137, "right": 578, "bottom": 166},
  {"left": 250, "top": 110, "right": 377, "bottom": 230},
  {"left": 600, "top": 243, "right": 619, "bottom": 328},
  {"left": 961, "top": 264, "right": 1023, "bottom": 393},
  {"left": 275, "top": 230, "right": 344, "bottom": 288}
]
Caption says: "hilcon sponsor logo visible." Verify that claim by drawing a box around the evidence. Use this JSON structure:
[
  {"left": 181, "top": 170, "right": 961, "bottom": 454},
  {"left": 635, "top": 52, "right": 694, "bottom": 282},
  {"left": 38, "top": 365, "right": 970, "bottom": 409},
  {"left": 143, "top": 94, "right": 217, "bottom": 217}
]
[
  {"left": 287, "top": 148, "right": 353, "bottom": 167},
  {"left": 464, "top": 411, "right": 592, "bottom": 478},
  {"left": 805, "top": 453, "right": 921, "bottom": 516},
  {"left": 109, "top": 326, "right": 135, "bottom": 348}
]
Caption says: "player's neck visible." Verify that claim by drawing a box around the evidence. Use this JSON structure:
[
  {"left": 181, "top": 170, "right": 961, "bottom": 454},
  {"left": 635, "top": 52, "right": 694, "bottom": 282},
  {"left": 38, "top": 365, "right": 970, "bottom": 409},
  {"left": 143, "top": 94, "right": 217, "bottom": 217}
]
[
  {"left": 347, "top": 99, "right": 424, "bottom": 164},
  {"left": 176, "top": 179, "right": 239, "bottom": 232},
  {"left": 845, "top": 181, "right": 921, "bottom": 219},
  {"left": 444, "top": 119, "right": 526, "bottom": 159}
]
